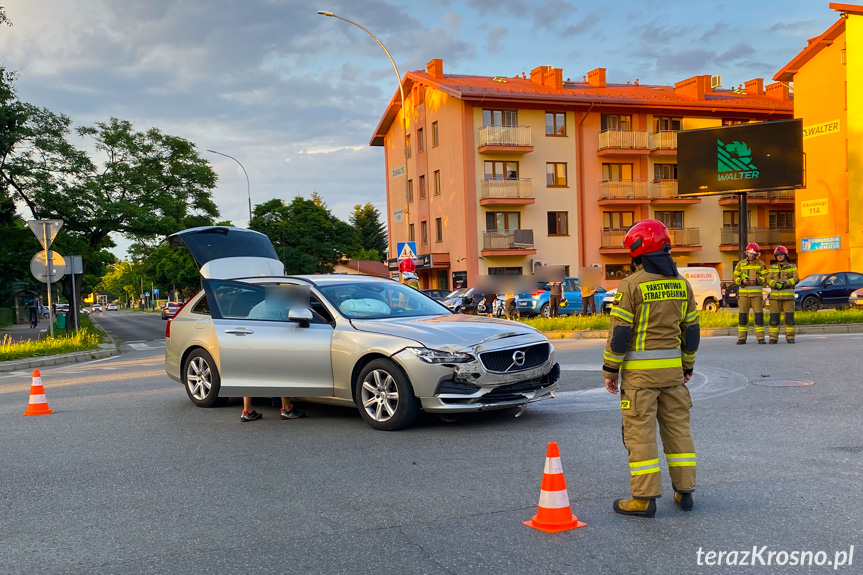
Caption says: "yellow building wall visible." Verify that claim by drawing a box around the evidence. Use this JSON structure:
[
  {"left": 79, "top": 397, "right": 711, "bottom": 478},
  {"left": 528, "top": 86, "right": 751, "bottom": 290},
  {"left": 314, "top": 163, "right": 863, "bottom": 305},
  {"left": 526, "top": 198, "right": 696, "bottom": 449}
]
[{"left": 848, "top": 14, "right": 863, "bottom": 273}]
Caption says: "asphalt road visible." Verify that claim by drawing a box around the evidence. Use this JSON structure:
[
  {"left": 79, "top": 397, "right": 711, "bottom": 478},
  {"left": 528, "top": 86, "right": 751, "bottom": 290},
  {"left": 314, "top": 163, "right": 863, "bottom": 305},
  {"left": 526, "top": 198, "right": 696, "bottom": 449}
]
[
  {"left": 0, "top": 333, "right": 860, "bottom": 574},
  {"left": 90, "top": 309, "right": 167, "bottom": 348}
]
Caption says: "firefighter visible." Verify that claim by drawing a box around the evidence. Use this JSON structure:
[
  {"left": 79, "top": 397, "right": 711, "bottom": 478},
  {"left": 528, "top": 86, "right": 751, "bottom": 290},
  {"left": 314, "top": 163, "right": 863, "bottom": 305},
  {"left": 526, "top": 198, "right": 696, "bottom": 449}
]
[
  {"left": 603, "top": 219, "right": 699, "bottom": 518},
  {"left": 733, "top": 242, "right": 768, "bottom": 344},
  {"left": 766, "top": 245, "right": 799, "bottom": 344},
  {"left": 402, "top": 272, "right": 420, "bottom": 290}
]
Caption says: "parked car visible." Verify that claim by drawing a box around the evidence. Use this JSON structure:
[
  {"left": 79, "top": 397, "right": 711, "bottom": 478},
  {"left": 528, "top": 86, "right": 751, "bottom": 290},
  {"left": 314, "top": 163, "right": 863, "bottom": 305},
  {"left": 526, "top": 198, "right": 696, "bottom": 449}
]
[
  {"left": 517, "top": 277, "right": 606, "bottom": 317},
  {"left": 441, "top": 287, "right": 472, "bottom": 313},
  {"left": 164, "top": 227, "right": 560, "bottom": 431},
  {"left": 721, "top": 281, "right": 739, "bottom": 308},
  {"left": 421, "top": 289, "right": 452, "bottom": 301},
  {"left": 161, "top": 301, "right": 184, "bottom": 320},
  {"left": 794, "top": 271, "right": 863, "bottom": 311},
  {"left": 37, "top": 305, "right": 50, "bottom": 318},
  {"left": 107, "top": 303, "right": 119, "bottom": 311},
  {"left": 849, "top": 288, "right": 863, "bottom": 308}
]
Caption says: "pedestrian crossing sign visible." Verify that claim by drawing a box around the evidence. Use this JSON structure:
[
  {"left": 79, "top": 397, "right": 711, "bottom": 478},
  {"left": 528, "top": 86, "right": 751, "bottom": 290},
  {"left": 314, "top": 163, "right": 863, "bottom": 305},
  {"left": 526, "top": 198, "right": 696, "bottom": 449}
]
[{"left": 396, "top": 242, "right": 417, "bottom": 261}]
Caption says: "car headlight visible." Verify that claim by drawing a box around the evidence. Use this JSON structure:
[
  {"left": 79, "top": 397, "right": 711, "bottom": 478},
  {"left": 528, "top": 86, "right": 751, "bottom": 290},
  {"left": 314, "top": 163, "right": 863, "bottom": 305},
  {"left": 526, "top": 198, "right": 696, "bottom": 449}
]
[
  {"left": 408, "top": 347, "right": 474, "bottom": 364},
  {"left": 794, "top": 293, "right": 799, "bottom": 299}
]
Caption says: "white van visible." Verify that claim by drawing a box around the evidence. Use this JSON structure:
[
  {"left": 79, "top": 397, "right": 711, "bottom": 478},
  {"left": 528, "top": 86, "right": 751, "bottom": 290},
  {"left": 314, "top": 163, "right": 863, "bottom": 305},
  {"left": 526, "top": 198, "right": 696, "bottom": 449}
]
[{"left": 678, "top": 267, "right": 722, "bottom": 312}]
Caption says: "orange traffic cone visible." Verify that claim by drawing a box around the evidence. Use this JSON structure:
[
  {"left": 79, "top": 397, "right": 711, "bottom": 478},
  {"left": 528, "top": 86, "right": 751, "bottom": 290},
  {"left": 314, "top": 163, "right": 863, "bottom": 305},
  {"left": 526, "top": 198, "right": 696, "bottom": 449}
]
[
  {"left": 23, "top": 369, "right": 53, "bottom": 416},
  {"left": 523, "top": 441, "right": 586, "bottom": 533}
]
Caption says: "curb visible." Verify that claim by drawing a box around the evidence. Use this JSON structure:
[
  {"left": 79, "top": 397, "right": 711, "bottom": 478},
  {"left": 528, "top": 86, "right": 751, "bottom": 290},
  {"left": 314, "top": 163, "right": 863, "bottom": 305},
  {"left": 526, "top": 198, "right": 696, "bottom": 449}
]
[
  {"left": 544, "top": 323, "right": 863, "bottom": 340},
  {"left": 0, "top": 344, "right": 118, "bottom": 373}
]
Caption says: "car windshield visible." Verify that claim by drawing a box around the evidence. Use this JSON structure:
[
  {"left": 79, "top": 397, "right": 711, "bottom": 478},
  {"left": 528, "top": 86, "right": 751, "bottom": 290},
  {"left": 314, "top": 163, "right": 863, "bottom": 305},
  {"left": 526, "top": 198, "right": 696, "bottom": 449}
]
[
  {"left": 318, "top": 281, "right": 451, "bottom": 319},
  {"left": 797, "top": 274, "right": 825, "bottom": 287}
]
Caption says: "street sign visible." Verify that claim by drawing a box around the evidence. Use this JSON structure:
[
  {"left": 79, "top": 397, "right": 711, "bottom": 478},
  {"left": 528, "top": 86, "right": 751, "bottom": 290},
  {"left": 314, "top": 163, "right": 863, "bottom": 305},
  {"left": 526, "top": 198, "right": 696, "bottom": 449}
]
[
  {"left": 30, "top": 250, "right": 67, "bottom": 283},
  {"left": 144, "top": 291, "right": 150, "bottom": 297},
  {"left": 154, "top": 288, "right": 160, "bottom": 295},
  {"left": 27, "top": 219, "right": 64, "bottom": 250},
  {"left": 396, "top": 242, "right": 417, "bottom": 261}
]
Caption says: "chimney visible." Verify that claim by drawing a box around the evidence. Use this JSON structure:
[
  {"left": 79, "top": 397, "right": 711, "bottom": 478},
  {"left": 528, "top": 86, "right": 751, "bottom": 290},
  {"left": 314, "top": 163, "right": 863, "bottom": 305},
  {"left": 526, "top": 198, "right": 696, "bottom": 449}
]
[
  {"left": 542, "top": 67, "right": 563, "bottom": 89},
  {"left": 674, "top": 75, "right": 710, "bottom": 99},
  {"left": 530, "top": 66, "right": 546, "bottom": 85},
  {"left": 427, "top": 59, "right": 443, "bottom": 79},
  {"left": 765, "top": 81, "right": 791, "bottom": 100},
  {"left": 744, "top": 78, "right": 764, "bottom": 95},
  {"left": 587, "top": 68, "right": 606, "bottom": 88}
]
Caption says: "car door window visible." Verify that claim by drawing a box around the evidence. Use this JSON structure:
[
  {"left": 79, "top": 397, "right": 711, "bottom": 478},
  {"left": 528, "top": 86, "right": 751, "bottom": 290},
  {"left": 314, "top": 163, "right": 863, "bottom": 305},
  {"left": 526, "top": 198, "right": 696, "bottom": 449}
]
[{"left": 846, "top": 273, "right": 863, "bottom": 286}]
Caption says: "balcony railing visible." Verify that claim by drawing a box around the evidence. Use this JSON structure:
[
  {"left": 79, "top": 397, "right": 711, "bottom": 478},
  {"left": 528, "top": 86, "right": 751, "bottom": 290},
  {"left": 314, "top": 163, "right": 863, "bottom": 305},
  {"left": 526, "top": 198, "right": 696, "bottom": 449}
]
[
  {"left": 480, "top": 178, "right": 533, "bottom": 200},
  {"left": 599, "top": 179, "right": 649, "bottom": 200},
  {"left": 598, "top": 129, "right": 648, "bottom": 150},
  {"left": 649, "top": 179, "right": 678, "bottom": 198},
  {"left": 720, "top": 227, "right": 796, "bottom": 245},
  {"left": 649, "top": 130, "right": 677, "bottom": 150},
  {"left": 668, "top": 228, "right": 701, "bottom": 246},
  {"left": 482, "top": 229, "right": 535, "bottom": 250},
  {"left": 478, "top": 125, "right": 532, "bottom": 147},
  {"left": 720, "top": 190, "right": 795, "bottom": 201},
  {"left": 600, "top": 229, "right": 627, "bottom": 248}
]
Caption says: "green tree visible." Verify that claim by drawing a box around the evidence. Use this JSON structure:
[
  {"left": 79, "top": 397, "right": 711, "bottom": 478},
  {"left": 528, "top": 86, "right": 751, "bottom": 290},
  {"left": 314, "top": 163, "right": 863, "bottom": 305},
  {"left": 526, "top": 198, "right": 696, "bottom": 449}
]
[
  {"left": 349, "top": 202, "right": 387, "bottom": 260},
  {"left": 250, "top": 196, "right": 361, "bottom": 274}
]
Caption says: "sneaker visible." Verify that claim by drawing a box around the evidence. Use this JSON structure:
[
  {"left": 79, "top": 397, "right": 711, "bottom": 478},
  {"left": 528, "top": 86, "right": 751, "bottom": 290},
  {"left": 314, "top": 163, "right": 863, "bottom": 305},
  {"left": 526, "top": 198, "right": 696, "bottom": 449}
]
[
  {"left": 280, "top": 408, "right": 307, "bottom": 420},
  {"left": 241, "top": 410, "right": 262, "bottom": 422}
]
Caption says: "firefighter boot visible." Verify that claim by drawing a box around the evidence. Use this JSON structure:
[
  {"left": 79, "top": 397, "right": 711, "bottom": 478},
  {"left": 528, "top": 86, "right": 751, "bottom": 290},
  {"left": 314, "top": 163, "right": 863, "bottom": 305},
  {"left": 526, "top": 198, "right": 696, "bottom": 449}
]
[
  {"left": 737, "top": 313, "right": 748, "bottom": 344},
  {"left": 613, "top": 497, "right": 656, "bottom": 518},
  {"left": 754, "top": 312, "right": 766, "bottom": 344},
  {"left": 673, "top": 492, "right": 693, "bottom": 511}
]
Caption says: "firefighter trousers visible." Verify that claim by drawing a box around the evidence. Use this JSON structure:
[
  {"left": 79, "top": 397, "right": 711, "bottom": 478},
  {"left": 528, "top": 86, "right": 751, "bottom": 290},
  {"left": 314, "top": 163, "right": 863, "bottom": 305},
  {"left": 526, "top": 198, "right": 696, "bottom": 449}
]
[
  {"left": 769, "top": 299, "right": 796, "bottom": 341},
  {"left": 738, "top": 295, "right": 765, "bottom": 341},
  {"left": 620, "top": 384, "right": 696, "bottom": 498}
]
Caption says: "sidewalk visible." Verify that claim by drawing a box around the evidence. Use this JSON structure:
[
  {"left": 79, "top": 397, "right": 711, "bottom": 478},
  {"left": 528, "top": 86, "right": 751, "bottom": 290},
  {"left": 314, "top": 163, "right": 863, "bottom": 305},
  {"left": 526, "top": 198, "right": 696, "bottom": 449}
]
[{"left": 0, "top": 321, "right": 50, "bottom": 343}]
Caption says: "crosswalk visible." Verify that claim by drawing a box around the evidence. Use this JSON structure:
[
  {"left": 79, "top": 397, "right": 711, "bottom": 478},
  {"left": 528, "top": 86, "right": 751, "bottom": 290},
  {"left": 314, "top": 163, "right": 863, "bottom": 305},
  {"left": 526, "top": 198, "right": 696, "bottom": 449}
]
[{"left": 126, "top": 340, "right": 166, "bottom": 351}]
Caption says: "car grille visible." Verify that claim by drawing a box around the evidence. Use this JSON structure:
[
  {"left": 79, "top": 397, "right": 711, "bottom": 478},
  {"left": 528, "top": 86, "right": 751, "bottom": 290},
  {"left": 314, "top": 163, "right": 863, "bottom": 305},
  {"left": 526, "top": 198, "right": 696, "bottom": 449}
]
[{"left": 479, "top": 343, "right": 550, "bottom": 373}]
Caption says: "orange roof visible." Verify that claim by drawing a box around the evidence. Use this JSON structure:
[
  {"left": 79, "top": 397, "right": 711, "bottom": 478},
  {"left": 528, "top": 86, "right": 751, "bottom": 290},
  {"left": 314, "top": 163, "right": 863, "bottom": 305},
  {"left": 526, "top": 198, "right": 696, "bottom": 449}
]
[
  {"left": 372, "top": 70, "right": 794, "bottom": 146},
  {"left": 774, "top": 17, "right": 845, "bottom": 82}
]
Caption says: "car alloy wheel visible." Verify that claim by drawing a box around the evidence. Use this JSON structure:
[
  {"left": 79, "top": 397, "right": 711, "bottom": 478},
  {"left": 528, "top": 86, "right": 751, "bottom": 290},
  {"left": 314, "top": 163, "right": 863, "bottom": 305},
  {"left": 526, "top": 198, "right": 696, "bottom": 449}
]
[
  {"left": 355, "top": 359, "right": 419, "bottom": 431},
  {"left": 183, "top": 349, "right": 223, "bottom": 407},
  {"left": 802, "top": 296, "right": 820, "bottom": 312}
]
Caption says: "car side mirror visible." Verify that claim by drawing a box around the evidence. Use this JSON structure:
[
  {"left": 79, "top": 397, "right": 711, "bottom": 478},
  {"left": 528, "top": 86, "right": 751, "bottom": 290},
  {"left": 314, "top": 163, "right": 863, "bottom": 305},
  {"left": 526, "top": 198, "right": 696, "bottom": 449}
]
[
  {"left": 823, "top": 280, "right": 833, "bottom": 287},
  {"left": 288, "top": 308, "right": 313, "bottom": 328}
]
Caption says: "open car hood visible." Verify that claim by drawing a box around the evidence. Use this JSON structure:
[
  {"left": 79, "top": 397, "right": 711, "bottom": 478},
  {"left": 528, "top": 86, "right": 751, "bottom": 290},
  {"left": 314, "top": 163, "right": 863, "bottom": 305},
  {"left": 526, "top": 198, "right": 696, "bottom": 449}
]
[{"left": 168, "top": 226, "right": 285, "bottom": 279}]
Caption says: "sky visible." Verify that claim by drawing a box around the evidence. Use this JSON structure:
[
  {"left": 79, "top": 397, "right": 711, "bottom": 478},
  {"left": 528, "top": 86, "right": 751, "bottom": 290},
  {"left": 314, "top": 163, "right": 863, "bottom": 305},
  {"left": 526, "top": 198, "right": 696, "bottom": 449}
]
[{"left": 0, "top": 0, "right": 839, "bottom": 258}]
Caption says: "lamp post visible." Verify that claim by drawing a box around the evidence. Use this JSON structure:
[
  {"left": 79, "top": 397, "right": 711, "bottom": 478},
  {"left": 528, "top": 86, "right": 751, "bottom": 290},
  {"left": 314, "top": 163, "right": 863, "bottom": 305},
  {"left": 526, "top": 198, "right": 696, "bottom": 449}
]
[
  {"left": 206, "top": 149, "right": 253, "bottom": 223},
  {"left": 316, "top": 10, "right": 411, "bottom": 253}
]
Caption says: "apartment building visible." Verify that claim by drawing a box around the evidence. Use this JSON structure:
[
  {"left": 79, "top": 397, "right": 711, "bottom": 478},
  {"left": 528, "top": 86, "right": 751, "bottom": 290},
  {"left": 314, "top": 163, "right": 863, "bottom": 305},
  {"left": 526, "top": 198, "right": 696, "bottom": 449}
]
[
  {"left": 371, "top": 59, "right": 793, "bottom": 290},
  {"left": 775, "top": 2, "right": 863, "bottom": 277}
]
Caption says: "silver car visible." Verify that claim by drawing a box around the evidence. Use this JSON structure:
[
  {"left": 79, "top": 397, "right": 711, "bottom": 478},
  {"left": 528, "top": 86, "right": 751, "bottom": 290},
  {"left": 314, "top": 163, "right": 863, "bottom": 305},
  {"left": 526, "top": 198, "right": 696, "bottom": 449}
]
[{"left": 164, "top": 227, "right": 560, "bottom": 430}]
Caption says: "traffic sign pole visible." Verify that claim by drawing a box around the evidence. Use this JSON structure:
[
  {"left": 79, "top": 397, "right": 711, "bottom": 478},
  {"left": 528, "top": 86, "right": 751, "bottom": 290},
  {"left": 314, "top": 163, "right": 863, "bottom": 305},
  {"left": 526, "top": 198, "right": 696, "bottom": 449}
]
[{"left": 43, "top": 226, "right": 54, "bottom": 338}]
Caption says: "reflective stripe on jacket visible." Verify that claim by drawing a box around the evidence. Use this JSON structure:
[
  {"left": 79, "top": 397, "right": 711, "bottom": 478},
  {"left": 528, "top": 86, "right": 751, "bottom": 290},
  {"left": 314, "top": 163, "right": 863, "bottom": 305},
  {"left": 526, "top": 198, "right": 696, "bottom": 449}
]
[
  {"left": 734, "top": 258, "right": 767, "bottom": 296},
  {"left": 766, "top": 261, "right": 799, "bottom": 300}
]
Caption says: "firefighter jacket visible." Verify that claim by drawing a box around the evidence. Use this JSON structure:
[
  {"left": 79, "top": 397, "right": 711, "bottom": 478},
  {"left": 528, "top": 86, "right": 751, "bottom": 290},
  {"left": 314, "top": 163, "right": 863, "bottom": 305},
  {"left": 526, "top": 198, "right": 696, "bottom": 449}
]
[
  {"left": 766, "top": 260, "right": 798, "bottom": 300},
  {"left": 602, "top": 266, "right": 700, "bottom": 388},
  {"left": 733, "top": 258, "right": 767, "bottom": 297}
]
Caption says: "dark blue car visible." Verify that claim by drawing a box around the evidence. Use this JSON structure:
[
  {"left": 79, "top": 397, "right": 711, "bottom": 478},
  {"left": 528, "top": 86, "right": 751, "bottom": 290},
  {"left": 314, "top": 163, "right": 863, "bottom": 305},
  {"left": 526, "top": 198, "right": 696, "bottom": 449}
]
[{"left": 794, "top": 271, "right": 863, "bottom": 311}]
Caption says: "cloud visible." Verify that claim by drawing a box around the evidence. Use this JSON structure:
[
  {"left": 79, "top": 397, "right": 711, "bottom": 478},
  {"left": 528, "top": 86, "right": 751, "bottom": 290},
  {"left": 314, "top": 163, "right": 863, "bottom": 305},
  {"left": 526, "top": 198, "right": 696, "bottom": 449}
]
[
  {"left": 657, "top": 49, "right": 716, "bottom": 72},
  {"left": 563, "top": 12, "right": 600, "bottom": 36},
  {"left": 699, "top": 22, "right": 730, "bottom": 42},
  {"left": 487, "top": 26, "right": 509, "bottom": 54},
  {"left": 719, "top": 42, "right": 756, "bottom": 61}
]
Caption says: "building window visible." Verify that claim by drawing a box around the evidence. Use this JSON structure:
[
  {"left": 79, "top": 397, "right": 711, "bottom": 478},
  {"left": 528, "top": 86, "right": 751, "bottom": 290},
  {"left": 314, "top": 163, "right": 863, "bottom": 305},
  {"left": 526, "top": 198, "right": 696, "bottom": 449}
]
[
  {"left": 409, "top": 223, "right": 415, "bottom": 242},
  {"left": 434, "top": 170, "right": 441, "bottom": 195},
  {"left": 432, "top": 121, "right": 439, "bottom": 146},
  {"left": 653, "top": 117, "right": 681, "bottom": 131},
  {"left": 548, "top": 211, "right": 568, "bottom": 236},
  {"left": 603, "top": 211, "right": 634, "bottom": 230},
  {"left": 546, "top": 162, "right": 567, "bottom": 187},
  {"left": 407, "top": 179, "right": 414, "bottom": 202},
  {"left": 482, "top": 109, "right": 518, "bottom": 127},
  {"left": 545, "top": 112, "right": 566, "bottom": 136},
  {"left": 653, "top": 163, "right": 678, "bottom": 181},
  {"left": 417, "top": 128, "right": 424, "bottom": 152},
  {"left": 722, "top": 119, "right": 749, "bottom": 125},
  {"left": 419, "top": 175, "right": 426, "bottom": 199},
  {"left": 485, "top": 161, "right": 519, "bottom": 180},
  {"left": 405, "top": 133, "right": 411, "bottom": 158},
  {"left": 486, "top": 211, "right": 520, "bottom": 231},
  {"left": 723, "top": 210, "right": 753, "bottom": 228},
  {"left": 435, "top": 217, "right": 443, "bottom": 242},
  {"left": 606, "top": 264, "right": 633, "bottom": 280},
  {"left": 769, "top": 211, "right": 794, "bottom": 230},
  {"left": 602, "top": 163, "right": 633, "bottom": 181},
  {"left": 655, "top": 210, "right": 684, "bottom": 229},
  {"left": 601, "top": 114, "right": 632, "bottom": 130},
  {"left": 488, "top": 267, "right": 523, "bottom": 275},
  {"left": 421, "top": 220, "right": 428, "bottom": 245}
]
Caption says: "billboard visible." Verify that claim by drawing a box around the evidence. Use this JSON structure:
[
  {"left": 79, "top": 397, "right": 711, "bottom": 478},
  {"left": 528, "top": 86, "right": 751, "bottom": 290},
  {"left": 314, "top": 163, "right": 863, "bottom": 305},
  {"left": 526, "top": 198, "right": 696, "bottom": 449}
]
[{"left": 678, "top": 119, "right": 804, "bottom": 195}]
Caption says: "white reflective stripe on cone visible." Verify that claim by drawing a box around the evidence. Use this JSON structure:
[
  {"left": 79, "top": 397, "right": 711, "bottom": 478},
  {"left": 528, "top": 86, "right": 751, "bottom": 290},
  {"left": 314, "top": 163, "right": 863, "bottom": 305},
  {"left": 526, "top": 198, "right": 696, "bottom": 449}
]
[
  {"left": 29, "top": 394, "right": 47, "bottom": 404},
  {"left": 543, "top": 457, "right": 563, "bottom": 475},
  {"left": 32, "top": 378, "right": 43, "bottom": 386},
  {"left": 538, "top": 489, "right": 571, "bottom": 509}
]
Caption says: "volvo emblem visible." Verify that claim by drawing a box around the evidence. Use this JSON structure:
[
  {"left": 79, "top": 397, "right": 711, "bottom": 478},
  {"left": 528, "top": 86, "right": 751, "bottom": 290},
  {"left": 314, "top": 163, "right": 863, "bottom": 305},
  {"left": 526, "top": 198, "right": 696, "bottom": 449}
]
[{"left": 512, "top": 350, "right": 526, "bottom": 367}]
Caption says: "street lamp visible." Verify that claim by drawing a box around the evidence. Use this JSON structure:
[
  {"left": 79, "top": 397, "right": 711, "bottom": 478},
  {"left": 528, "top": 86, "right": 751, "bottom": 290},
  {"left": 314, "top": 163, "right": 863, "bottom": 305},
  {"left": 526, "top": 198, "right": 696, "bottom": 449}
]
[
  {"left": 206, "top": 149, "right": 253, "bottom": 222},
  {"left": 317, "top": 10, "right": 411, "bottom": 242}
]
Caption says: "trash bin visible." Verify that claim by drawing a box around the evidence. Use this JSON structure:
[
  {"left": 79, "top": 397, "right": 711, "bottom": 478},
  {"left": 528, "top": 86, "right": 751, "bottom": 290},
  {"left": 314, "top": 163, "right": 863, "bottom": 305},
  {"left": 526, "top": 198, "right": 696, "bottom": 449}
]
[{"left": 55, "top": 313, "right": 66, "bottom": 329}]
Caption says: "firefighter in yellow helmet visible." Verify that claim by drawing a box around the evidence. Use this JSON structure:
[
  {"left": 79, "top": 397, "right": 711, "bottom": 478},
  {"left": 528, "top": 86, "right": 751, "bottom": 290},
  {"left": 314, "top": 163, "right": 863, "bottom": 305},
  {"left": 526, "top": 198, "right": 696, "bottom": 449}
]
[
  {"left": 603, "top": 219, "right": 699, "bottom": 518},
  {"left": 733, "top": 242, "right": 768, "bottom": 344},
  {"left": 766, "top": 245, "right": 799, "bottom": 344}
]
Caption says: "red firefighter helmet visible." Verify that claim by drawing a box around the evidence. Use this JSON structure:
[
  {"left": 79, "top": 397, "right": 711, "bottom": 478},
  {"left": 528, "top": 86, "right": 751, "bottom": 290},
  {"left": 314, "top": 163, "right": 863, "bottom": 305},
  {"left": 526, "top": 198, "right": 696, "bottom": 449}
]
[
  {"left": 774, "top": 245, "right": 789, "bottom": 256},
  {"left": 398, "top": 258, "right": 416, "bottom": 273},
  {"left": 623, "top": 219, "right": 671, "bottom": 258},
  {"left": 745, "top": 242, "right": 760, "bottom": 255}
]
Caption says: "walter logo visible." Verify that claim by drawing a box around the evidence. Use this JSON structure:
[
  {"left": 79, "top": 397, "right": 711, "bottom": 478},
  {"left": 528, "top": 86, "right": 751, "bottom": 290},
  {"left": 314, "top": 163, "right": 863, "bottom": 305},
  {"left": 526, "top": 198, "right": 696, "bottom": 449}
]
[{"left": 717, "top": 139, "right": 759, "bottom": 182}]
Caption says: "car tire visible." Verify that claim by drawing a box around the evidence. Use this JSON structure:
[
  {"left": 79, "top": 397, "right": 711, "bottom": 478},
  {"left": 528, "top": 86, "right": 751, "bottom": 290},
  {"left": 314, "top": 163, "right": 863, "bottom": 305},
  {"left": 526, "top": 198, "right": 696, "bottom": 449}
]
[
  {"left": 540, "top": 303, "right": 550, "bottom": 318},
  {"left": 802, "top": 296, "right": 820, "bottom": 312},
  {"left": 703, "top": 298, "right": 719, "bottom": 312},
  {"left": 183, "top": 349, "right": 223, "bottom": 408},
  {"left": 355, "top": 358, "right": 419, "bottom": 431}
]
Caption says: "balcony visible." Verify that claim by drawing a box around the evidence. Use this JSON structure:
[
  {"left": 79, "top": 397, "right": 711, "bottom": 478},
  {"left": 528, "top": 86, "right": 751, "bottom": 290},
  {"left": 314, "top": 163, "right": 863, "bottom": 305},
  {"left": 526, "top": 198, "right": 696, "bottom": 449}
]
[
  {"left": 600, "top": 228, "right": 701, "bottom": 253},
  {"left": 648, "top": 131, "right": 677, "bottom": 154},
  {"left": 718, "top": 190, "right": 795, "bottom": 205},
  {"left": 719, "top": 227, "right": 796, "bottom": 250},
  {"left": 481, "top": 229, "right": 536, "bottom": 256},
  {"left": 477, "top": 126, "right": 533, "bottom": 154},
  {"left": 597, "top": 129, "right": 648, "bottom": 155},
  {"left": 649, "top": 180, "right": 701, "bottom": 205},
  {"left": 597, "top": 179, "right": 649, "bottom": 205},
  {"left": 479, "top": 179, "right": 535, "bottom": 206}
]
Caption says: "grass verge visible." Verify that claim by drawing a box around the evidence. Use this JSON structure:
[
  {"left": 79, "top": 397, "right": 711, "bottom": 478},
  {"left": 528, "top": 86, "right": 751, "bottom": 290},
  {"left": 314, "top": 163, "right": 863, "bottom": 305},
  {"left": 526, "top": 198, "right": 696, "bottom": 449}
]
[{"left": 0, "top": 314, "right": 105, "bottom": 362}]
